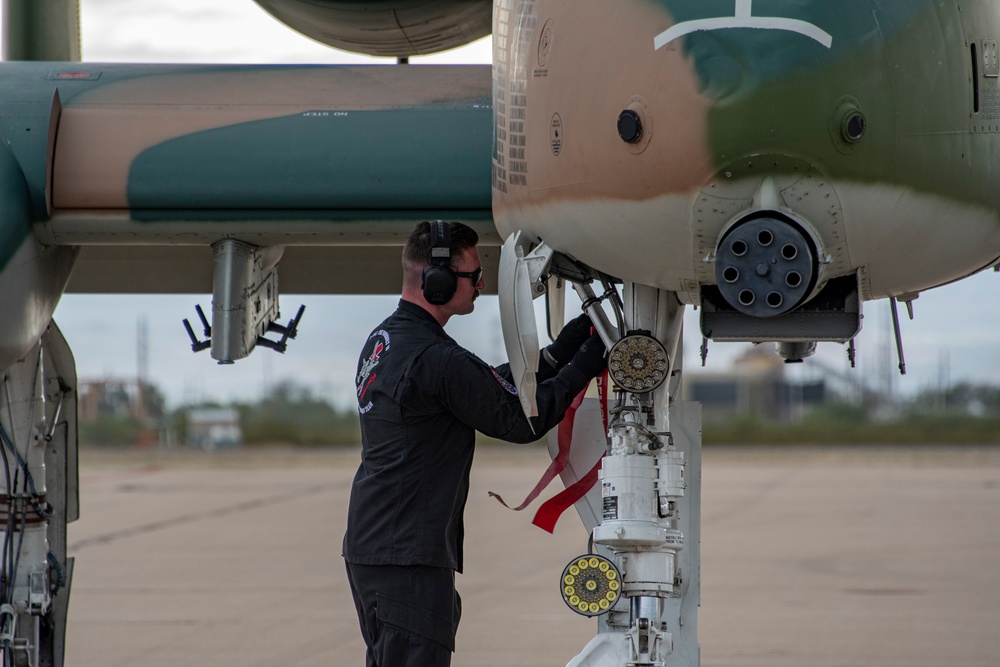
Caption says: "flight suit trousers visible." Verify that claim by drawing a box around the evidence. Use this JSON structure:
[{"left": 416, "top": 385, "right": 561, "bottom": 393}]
[{"left": 345, "top": 561, "right": 461, "bottom": 667}]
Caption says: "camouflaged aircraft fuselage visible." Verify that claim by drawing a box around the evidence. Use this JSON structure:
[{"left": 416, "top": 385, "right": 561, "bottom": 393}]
[{"left": 493, "top": 0, "right": 1000, "bottom": 309}]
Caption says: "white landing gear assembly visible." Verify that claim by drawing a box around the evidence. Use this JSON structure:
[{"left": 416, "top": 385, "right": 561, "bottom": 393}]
[
  {"left": 500, "top": 232, "right": 700, "bottom": 667},
  {"left": 0, "top": 324, "right": 77, "bottom": 667}
]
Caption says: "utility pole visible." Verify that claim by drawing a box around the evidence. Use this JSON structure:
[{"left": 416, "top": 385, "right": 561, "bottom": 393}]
[{"left": 136, "top": 315, "right": 148, "bottom": 422}]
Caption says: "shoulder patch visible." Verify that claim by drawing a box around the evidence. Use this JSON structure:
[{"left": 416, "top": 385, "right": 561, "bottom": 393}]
[
  {"left": 491, "top": 368, "right": 519, "bottom": 396},
  {"left": 357, "top": 329, "right": 390, "bottom": 411}
]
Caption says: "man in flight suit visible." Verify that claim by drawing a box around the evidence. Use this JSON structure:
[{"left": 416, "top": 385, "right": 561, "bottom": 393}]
[{"left": 343, "top": 220, "right": 607, "bottom": 666}]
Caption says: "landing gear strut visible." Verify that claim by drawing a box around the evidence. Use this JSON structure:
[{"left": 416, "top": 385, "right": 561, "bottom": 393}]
[
  {"left": 566, "top": 285, "right": 700, "bottom": 667},
  {"left": 500, "top": 233, "right": 701, "bottom": 667},
  {"left": 0, "top": 324, "right": 77, "bottom": 667}
]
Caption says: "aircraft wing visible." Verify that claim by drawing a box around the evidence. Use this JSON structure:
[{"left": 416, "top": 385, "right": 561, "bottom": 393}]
[{"left": 11, "top": 63, "right": 497, "bottom": 295}]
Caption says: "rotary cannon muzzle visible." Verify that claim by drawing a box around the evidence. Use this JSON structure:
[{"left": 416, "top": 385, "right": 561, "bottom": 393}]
[{"left": 714, "top": 215, "right": 817, "bottom": 318}]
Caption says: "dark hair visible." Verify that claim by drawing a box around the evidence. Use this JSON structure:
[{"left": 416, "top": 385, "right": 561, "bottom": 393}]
[{"left": 403, "top": 221, "right": 479, "bottom": 266}]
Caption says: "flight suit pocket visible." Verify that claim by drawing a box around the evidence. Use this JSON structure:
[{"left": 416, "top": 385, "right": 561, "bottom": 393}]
[{"left": 376, "top": 592, "right": 458, "bottom": 651}]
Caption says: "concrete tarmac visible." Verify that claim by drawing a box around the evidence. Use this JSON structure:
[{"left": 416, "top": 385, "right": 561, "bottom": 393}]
[{"left": 65, "top": 444, "right": 1000, "bottom": 667}]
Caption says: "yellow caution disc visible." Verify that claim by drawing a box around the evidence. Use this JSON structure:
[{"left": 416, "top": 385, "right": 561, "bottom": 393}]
[{"left": 559, "top": 554, "right": 623, "bottom": 617}]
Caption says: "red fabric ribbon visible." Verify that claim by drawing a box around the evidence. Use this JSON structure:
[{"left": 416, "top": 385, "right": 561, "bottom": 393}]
[
  {"left": 488, "top": 369, "right": 610, "bottom": 534},
  {"left": 530, "top": 454, "right": 603, "bottom": 533},
  {"left": 531, "top": 369, "right": 608, "bottom": 533},
  {"left": 487, "top": 382, "right": 588, "bottom": 510}
]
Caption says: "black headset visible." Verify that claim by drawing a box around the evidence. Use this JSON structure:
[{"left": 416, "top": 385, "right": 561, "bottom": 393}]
[{"left": 422, "top": 220, "right": 457, "bottom": 305}]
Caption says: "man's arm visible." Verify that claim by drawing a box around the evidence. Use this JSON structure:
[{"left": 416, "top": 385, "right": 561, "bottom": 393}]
[
  {"left": 493, "top": 313, "right": 594, "bottom": 384},
  {"left": 439, "top": 332, "right": 605, "bottom": 443}
]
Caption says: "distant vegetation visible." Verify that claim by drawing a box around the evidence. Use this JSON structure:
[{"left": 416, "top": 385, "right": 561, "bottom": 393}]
[
  {"left": 79, "top": 414, "right": 148, "bottom": 446},
  {"left": 704, "top": 411, "right": 1000, "bottom": 445},
  {"left": 173, "top": 381, "right": 359, "bottom": 446},
  {"left": 705, "top": 383, "right": 1000, "bottom": 445},
  {"left": 79, "top": 381, "right": 358, "bottom": 447},
  {"left": 78, "top": 380, "right": 1000, "bottom": 447},
  {"left": 235, "top": 382, "right": 359, "bottom": 445}
]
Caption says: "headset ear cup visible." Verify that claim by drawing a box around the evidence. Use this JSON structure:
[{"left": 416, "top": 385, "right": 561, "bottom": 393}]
[{"left": 422, "top": 266, "right": 456, "bottom": 305}]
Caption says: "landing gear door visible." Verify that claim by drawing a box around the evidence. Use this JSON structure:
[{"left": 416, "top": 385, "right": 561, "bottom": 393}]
[{"left": 499, "top": 231, "right": 547, "bottom": 420}]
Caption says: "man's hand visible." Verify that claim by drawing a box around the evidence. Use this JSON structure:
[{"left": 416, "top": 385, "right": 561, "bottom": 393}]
[
  {"left": 546, "top": 313, "right": 594, "bottom": 366},
  {"left": 568, "top": 332, "right": 608, "bottom": 379}
]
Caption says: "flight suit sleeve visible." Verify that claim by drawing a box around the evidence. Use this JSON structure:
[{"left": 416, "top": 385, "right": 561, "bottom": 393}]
[
  {"left": 492, "top": 342, "right": 562, "bottom": 386},
  {"left": 437, "top": 346, "right": 589, "bottom": 444}
]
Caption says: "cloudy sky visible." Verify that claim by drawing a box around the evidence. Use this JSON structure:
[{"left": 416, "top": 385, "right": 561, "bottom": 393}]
[{"left": 29, "top": 1, "right": 1000, "bottom": 407}]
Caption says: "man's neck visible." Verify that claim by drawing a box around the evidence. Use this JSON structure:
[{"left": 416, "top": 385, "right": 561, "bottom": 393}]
[{"left": 400, "top": 293, "right": 450, "bottom": 327}]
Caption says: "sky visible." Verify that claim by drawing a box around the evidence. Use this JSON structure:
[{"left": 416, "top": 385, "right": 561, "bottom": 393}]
[{"left": 19, "top": 0, "right": 1000, "bottom": 408}]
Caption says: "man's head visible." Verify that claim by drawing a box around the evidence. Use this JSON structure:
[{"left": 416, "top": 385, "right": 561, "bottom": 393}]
[{"left": 402, "top": 221, "right": 485, "bottom": 325}]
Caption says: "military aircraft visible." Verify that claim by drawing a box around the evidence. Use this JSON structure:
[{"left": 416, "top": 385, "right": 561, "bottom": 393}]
[{"left": 2, "top": 0, "right": 1000, "bottom": 665}]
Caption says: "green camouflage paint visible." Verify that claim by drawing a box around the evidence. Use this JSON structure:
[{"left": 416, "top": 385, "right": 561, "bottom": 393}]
[
  {"left": 0, "top": 142, "right": 32, "bottom": 272},
  {"left": 657, "top": 0, "right": 997, "bottom": 210},
  {"left": 127, "top": 104, "right": 492, "bottom": 217}
]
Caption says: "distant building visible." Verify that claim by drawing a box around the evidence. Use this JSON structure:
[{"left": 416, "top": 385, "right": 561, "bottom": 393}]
[
  {"left": 78, "top": 379, "right": 142, "bottom": 421},
  {"left": 187, "top": 408, "right": 242, "bottom": 450},
  {"left": 78, "top": 378, "right": 162, "bottom": 445},
  {"left": 682, "top": 346, "right": 826, "bottom": 422}
]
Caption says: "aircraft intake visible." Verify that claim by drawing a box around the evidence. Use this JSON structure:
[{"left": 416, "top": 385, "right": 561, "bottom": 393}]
[
  {"left": 714, "top": 215, "right": 817, "bottom": 318},
  {"left": 252, "top": 0, "right": 491, "bottom": 58}
]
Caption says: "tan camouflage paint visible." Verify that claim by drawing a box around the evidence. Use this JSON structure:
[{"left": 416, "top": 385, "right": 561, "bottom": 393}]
[
  {"left": 54, "top": 66, "right": 489, "bottom": 208},
  {"left": 493, "top": 0, "right": 715, "bottom": 293},
  {"left": 494, "top": 0, "right": 712, "bottom": 199}
]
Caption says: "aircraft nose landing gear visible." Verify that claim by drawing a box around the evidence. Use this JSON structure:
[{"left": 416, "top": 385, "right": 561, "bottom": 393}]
[
  {"left": 554, "top": 288, "right": 701, "bottom": 667},
  {"left": 496, "top": 234, "right": 699, "bottom": 666}
]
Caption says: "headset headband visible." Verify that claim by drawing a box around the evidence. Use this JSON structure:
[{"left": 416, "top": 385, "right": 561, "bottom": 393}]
[
  {"left": 422, "top": 221, "right": 457, "bottom": 305},
  {"left": 429, "top": 220, "right": 451, "bottom": 267}
]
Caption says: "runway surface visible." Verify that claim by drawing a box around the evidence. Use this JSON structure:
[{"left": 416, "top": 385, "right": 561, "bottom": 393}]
[{"left": 65, "top": 444, "right": 1000, "bottom": 667}]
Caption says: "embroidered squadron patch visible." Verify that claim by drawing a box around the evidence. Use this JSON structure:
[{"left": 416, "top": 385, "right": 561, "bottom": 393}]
[
  {"left": 357, "top": 329, "right": 390, "bottom": 413},
  {"left": 491, "top": 368, "right": 519, "bottom": 396}
]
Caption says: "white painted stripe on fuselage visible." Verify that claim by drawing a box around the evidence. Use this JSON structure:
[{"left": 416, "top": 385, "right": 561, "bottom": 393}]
[{"left": 653, "top": 1, "right": 833, "bottom": 51}]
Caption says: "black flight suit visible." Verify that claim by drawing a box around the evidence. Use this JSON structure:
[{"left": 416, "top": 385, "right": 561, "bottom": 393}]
[{"left": 343, "top": 299, "right": 591, "bottom": 667}]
